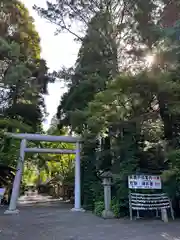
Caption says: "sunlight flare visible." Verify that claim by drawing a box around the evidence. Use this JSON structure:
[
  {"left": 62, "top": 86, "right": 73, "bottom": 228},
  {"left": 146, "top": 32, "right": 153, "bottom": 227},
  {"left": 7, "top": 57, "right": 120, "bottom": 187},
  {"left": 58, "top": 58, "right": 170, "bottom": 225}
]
[{"left": 145, "top": 54, "right": 155, "bottom": 66}]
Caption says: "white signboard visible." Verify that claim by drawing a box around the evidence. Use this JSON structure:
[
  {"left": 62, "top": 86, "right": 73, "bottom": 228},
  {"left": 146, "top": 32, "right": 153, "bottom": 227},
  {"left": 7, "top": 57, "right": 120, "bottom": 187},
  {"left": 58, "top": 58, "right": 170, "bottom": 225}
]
[{"left": 128, "top": 175, "right": 162, "bottom": 189}]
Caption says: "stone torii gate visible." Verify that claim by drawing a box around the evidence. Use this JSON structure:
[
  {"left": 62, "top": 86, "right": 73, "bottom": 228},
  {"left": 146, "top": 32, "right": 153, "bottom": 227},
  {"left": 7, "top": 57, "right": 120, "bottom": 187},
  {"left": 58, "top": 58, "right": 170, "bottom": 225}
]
[{"left": 4, "top": 133, "right": 84, "bottom": 214}]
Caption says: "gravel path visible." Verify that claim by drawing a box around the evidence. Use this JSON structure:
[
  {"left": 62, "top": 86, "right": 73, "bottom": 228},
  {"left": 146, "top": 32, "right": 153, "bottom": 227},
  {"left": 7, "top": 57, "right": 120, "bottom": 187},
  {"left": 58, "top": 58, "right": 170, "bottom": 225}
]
[{"left": 0, "top": 203, "right": 180, "bottom": 240}]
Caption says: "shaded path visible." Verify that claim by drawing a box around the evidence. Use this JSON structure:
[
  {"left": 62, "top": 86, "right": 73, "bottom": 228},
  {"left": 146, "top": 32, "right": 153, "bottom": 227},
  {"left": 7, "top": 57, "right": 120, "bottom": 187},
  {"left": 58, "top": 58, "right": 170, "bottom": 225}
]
[
  {"left": 0, "top": 202, "right": 180, "bottom": 240},
  {"left": 18, "top": 192, "right": 63, "bottom": 205}
]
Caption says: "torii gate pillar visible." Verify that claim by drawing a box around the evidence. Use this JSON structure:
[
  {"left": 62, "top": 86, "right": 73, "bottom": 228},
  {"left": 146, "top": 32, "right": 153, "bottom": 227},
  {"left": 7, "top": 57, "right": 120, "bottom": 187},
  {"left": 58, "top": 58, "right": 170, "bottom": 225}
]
[
  {"left": 71, "top": 142, "right": 84, "bottom": 212},
  {"left": 5, "top": 139, "right": 26, "bottom": 214}
]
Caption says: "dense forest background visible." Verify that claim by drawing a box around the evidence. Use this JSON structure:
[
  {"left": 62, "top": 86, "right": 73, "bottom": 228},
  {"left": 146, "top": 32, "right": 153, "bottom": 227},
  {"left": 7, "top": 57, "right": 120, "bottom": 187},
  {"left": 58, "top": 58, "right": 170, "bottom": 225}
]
[{"left": 1, "top": 0, "right": 180, "bottom": 217}]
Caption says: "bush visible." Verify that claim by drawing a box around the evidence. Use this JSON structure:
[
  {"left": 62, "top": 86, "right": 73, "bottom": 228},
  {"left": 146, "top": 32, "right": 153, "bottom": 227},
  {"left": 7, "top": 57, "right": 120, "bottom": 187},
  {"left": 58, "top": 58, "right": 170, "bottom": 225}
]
[
  {"left": 94, "top": 201, "right": 104, "bottom": 216},
  {"left": 112, "top": 177, "right": 129, "bottom": 217},
  {"left": 162, "top": 149, "right": 180, "bottom": 199},
  {"left": 94, "top": 198, "right": 122, "bottom": 218},
  {"left": 111, "top": 197, "right": 121, "bottom": 218}
]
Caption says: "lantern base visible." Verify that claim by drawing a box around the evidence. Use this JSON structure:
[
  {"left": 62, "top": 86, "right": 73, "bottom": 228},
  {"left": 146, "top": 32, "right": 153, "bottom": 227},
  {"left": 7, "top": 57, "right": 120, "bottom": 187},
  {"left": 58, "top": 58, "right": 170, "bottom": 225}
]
[{"left": 102, "top": 210, "right": 115, "bottom": 219}]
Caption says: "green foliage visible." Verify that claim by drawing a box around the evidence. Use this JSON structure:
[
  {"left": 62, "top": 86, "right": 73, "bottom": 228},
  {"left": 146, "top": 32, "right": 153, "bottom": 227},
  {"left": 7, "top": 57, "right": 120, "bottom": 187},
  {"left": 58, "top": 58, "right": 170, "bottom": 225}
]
[
  {"left": 0, "top": 119, "right": 32, "bottom": 132},
  {"left": 1, "top": 0, "right": 41, "bottom": 59},
  {"left": 35, "top": 0, "right": 180, "bottom": 217},
  {"left": 0, "top": 36, "right": 41, "bottom": 137},
  {"left": 22, "top": 137, "right": 75, "bottom": 189},
  {"left": 0, "top": 0, "right": 52, "bottom": 131},
  {"left": 111, "top": 197, "right": 121, "bottom": 218},
  {"left": 57, "top": 11, "right": 117, "bottom": 133},
  {"left": 94, "top": 198, "right": 122, "bottom": 218},
  {"left": 81, "top": 139, "right": 103, "bottom": 210},
  {"left": 94, "top": 201, "right": 104, "bottom": 217},
  {"left": 23, "top": 164, "right": 38, "bottom": 186},
  {"left": 0, "top": 136, "right": 19, "bottom": 166},
  {"left": 162, "top": 150, "right": 180, "bottom": 199}
]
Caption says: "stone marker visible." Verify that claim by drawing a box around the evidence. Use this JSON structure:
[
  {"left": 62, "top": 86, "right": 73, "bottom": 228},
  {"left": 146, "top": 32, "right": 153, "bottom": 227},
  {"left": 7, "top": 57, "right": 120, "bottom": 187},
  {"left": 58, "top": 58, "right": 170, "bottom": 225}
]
[{"left": 101, "top": 171, "right": 114, "bottom": 219}]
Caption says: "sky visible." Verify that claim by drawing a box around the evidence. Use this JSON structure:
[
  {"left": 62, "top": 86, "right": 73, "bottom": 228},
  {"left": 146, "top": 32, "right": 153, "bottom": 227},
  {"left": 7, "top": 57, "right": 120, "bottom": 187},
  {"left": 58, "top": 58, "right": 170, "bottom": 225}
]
[{"left": 21, "top": 0, "right": 80, "bottom": 130}]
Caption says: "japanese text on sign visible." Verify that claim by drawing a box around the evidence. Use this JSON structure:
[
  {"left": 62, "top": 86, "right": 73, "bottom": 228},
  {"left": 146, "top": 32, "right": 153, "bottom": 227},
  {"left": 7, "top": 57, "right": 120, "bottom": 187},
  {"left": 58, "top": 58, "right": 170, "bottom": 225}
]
[{"left": 128, "top": 175, "right": 162, "bottom": 189}]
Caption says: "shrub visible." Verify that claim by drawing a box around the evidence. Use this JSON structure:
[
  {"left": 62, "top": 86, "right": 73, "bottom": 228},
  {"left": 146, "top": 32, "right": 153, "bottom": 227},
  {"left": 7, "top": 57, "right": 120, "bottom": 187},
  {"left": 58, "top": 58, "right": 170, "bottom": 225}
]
[
  {"left": 111, "top": 197, "right": 121, "bottom": 218},
  {"left": 94, "top": 201, "right": 104, "bottom": 216},
  {"left": 94, "top": 198, "right": 122, "bottom": 218}
]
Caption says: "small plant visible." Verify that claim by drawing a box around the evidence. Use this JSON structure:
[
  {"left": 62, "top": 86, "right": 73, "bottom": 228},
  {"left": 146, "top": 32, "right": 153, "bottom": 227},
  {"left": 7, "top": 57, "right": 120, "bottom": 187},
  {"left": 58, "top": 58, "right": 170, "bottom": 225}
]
[
  {"left": 94, "top": 198, "right": 121, "bottom": 218},
  {"left": 111, "top": 197, "right": 121, "bottom": 218},
  {"left": 94, "top": 201, "right": 104, "bottom": 216}
]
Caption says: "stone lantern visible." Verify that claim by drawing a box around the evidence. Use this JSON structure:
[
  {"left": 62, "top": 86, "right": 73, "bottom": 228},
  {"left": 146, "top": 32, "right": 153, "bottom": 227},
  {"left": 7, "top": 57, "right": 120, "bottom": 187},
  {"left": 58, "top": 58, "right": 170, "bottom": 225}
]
[{"left": 101, "top": 171, "right": 114, "bottom": 219}]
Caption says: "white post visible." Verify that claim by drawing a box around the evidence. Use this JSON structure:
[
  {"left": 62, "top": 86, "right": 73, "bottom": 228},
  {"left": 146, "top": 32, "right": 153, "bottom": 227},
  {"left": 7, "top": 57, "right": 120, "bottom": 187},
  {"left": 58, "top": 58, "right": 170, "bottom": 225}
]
[
  {"left": 71, "top": 142, "right": 84, "bottom": 212},
  {"left": 161, "top": 208, "right": 168, "bottom": 223},
  {"left": 5, "top": 139, "right": 26, "bottom": 214}
]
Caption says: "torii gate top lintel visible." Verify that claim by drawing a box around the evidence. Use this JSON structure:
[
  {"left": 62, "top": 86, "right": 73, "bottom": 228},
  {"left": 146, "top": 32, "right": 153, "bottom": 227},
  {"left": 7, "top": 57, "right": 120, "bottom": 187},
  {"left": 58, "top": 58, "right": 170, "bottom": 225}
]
[{"left": 6, "top": 133, "right": 81, "bottom": 143}]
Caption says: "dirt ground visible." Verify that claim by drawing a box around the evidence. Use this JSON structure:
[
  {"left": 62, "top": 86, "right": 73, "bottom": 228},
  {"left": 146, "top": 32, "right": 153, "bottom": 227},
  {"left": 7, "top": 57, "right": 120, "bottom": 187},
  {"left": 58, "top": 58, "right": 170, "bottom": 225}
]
[{"left": 0, "top": 202, "right": 180, "bottom": 240}]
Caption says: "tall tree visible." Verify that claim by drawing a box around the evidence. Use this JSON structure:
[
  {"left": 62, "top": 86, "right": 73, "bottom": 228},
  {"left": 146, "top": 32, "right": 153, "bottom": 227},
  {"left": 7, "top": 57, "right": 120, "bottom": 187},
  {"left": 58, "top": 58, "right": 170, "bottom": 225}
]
[
  {"left": 0, "top": 0, "right": 41, "bottom": 59},
  {"left": 57, "top": 12, "right": 117, "bottom": 132},
  {"left": 35, "top": 0, "right": 159, "bottom": 72},
  {"left": 0, "top": 0, "right": 53, "bottom": 131},
  {"left": 0, "top": 0, "right": 54, "bottom": 162}
]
